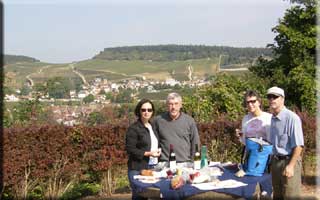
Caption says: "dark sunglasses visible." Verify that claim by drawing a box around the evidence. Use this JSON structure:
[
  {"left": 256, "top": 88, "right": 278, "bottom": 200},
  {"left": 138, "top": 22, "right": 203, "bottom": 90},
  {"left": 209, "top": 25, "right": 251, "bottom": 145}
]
[
  {"left": 267, "top": 94, "right": 280, "bottom": 100},
  {"left": 141, "top": 108, "right": 153, "bottom": 112},
  {"left": 246, "top": 100, "right": 257, "bottom": 104}
]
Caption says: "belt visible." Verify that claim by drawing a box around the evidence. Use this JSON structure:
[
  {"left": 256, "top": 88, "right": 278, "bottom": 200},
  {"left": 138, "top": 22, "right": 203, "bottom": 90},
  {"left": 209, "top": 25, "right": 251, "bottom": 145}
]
[{"left": 273, "top": 154, "right": 291, "bottom": 160}]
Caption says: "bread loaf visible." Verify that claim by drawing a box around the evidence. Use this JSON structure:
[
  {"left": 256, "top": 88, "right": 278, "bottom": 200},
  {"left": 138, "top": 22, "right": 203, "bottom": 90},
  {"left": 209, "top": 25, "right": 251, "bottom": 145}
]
[{"left": 140, "top": 169, "right": 153, "bottom": 176}]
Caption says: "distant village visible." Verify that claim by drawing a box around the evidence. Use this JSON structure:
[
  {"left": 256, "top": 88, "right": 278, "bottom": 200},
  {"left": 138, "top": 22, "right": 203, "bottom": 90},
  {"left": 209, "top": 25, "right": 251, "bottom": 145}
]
[{"left": 5, "top": 76, "right": 211, "bottom": 126}]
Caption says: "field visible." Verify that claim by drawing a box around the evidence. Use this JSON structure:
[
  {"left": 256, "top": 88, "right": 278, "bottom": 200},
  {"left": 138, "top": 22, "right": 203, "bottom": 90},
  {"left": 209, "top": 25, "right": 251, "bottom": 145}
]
[
  {"left": 4, "top": 62, "right": 52, "bottom": 88},
  {"left": 74, "top": 58, "right": 219, "bottom": 81},
  {"left": 77, "top": 69, "right": 128, "bottom": 82},
  {"left": 4, "top": 57, "right": 222, "bottom": 90},
  {"left": 30, "top": 64, "right": 79, "bottom": 84}
]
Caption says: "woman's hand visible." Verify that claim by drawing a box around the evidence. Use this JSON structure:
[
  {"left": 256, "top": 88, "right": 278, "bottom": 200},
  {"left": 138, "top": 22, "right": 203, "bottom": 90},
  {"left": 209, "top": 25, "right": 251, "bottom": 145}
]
[
  {"left": 151, "top": 148, "right": 161, "bottom": 157},
  {"left": 145, "top": 148, "right": 161, "bottom": 157},
  {"left": 235, "top": 128, "right": 243, "bottom": 138}
]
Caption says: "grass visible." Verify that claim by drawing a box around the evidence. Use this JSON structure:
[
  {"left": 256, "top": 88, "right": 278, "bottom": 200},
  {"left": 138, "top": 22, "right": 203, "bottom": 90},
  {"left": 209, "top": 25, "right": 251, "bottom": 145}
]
[
  {"left": 31, "top": 65, "right": 78, "bottom": 84},
  {"left": 4, "top": 57, "right": 247, "bottom": 90},
  {"left": 77, "top": 69, "right": 128, "bottom": 82},
  {"left": 4, "top": 62, "right": 50, "bottom": 88},
  {"left": 4, "top": 62, "right": 74, "bottom": 89},
  {"left": 75, "top": 58, "right": 219, "bottom": 81}
]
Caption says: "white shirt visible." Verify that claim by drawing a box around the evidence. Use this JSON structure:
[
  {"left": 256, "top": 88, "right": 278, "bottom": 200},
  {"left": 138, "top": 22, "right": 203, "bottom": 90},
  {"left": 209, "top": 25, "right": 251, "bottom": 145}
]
[
  {"left": 146, "top": 123, "right": 159, "bottom": 165},
  {"left": 240, "top": 111, "right": 272, "bottom": 144}
]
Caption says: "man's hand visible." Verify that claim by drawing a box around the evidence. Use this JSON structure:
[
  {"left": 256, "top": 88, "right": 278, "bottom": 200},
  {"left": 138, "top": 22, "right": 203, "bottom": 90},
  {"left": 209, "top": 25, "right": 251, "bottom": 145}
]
[{"left": 283, "top": 164, "right": 294, "bottom": 178}]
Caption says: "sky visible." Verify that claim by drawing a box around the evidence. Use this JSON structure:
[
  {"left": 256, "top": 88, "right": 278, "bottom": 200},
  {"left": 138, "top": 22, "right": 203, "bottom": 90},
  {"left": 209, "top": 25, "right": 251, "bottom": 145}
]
[{"left": 3, "top": 0, "right": 292, "bottom": 64}]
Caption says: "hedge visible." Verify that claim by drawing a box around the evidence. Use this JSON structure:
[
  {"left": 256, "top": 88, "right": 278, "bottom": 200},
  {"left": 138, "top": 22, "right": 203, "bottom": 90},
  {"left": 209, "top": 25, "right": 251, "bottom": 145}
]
[{"left": 2, "top": 112, "right": 315, "bottom": 199}]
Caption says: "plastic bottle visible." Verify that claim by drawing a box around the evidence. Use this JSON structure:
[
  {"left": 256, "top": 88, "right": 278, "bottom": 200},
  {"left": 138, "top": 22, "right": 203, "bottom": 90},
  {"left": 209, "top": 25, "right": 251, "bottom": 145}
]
[{"left": 200, "top": 145, "right": 208, "bottom": 168}]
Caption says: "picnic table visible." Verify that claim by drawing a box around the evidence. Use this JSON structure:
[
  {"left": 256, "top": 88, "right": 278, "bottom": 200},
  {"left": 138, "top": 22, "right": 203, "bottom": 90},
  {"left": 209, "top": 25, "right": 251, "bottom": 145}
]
[{"left": 132, "top": 164, "right": 272, "bottom": 200}]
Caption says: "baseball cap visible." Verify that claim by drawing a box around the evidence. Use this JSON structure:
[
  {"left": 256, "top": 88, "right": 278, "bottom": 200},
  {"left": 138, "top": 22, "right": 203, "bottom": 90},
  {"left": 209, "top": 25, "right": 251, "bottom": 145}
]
[{"left": 267, "top": 86, "right": 285, "bottom": 97}]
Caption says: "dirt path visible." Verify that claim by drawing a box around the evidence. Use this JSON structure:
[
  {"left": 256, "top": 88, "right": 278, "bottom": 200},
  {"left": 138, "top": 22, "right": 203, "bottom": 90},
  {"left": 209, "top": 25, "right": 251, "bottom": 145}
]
[
  {"left": 26, "top": 65, "right": 51, "bottom": 87},
  {"left": 69, "top": 63, "right": 88, "bottom": 85}
]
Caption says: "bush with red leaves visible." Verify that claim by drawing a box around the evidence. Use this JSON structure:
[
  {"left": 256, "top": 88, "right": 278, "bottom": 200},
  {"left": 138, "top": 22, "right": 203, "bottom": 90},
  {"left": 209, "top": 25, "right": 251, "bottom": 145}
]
[{"left": 2, "top": 112, "right": 315, "bottom": 197}]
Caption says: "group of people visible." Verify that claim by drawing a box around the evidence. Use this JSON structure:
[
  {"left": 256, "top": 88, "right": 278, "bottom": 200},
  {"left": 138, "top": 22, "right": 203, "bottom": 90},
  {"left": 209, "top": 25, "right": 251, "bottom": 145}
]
[
  {"left": 125, "top": 87, "right": 304, "bottom": 200},
  {"left": 233, "top": 86, "right": 304, "bottom": 200},
  {"left": 125, "top": 92, "right": 199, "bottom": 200}
]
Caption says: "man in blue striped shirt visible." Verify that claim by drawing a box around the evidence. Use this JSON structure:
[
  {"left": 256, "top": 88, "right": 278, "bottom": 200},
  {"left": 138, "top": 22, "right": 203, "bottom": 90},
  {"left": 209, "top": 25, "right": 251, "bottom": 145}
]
[{"left": 267, "top": 86, "right": 304, "bottom": 200}]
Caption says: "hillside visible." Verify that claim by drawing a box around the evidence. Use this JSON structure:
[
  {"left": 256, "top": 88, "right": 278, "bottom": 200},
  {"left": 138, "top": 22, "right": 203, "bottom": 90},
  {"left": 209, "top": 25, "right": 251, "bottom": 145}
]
[
  {"left": 4, "top": 45, "right": 268, "bottom": 90},
  {"left": 93, "top": 44, "right": 272, "bottom": 64},
  {"left": 4, "top": 54, "right": 40, "bottom": 65},
  {"left": 74, "top": 57, "right": 219, "bottom": 82}
]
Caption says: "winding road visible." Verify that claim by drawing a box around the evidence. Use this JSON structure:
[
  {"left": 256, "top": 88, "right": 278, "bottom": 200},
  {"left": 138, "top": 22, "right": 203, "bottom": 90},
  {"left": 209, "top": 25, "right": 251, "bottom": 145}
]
[
  {"left": 69, "top": 63, "right": 88, "bottom": 85},
  {"left": 26, "top": 65, "right": 51, "bottom": 87}
]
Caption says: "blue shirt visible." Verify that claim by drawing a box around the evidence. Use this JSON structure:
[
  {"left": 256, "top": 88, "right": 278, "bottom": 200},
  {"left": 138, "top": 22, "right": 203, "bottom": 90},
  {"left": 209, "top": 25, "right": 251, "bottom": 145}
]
[{"left": 270, "top": 107, "right": 304, "bottom": 156}]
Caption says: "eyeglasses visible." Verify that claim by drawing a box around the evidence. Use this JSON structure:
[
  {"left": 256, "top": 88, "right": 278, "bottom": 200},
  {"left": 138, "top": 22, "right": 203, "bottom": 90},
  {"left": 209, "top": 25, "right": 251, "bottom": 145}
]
[
  {"left": 267, "top": 94, "right": 280, "bottom": 100},
  {"left": 141, "top": 108, "right": 153, "bottom": 112},
  {"left": 246, "top": 100, "right": 257, "bottom": 104}
]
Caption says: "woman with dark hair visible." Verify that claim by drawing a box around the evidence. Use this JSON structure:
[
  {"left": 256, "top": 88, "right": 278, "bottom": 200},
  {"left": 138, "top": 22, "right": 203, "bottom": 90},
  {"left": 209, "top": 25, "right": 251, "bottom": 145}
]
[
  {"left": 236, "top": 90, "right": 272, "bottom": 143},
  {"left": 235, "top": 90, "right": 272, "bottom": 177},
  {"left": 125, "top": 98, "right": 161, "bottom": 200}
]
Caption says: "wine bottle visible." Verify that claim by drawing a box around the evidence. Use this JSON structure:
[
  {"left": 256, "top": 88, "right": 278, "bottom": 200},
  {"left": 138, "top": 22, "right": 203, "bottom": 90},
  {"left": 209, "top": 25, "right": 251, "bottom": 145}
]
[
  {"left": 193, "top": 144, "right": 201, "bottom": 170},
  {"left": 169, "top": 144, "right": 177, "bottom": 171}
]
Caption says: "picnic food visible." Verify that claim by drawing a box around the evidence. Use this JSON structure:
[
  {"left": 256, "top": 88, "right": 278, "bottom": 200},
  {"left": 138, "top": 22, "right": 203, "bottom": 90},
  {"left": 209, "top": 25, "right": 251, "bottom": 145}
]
[
  {"left": 171, "top": 175, "right": 184, "bottom": 189},
  {"left": 190, "top": 171, "right": 210, "bottom": 184},
  {"left": 166, "top": 169, "right": 174, "bottom": 179},
  {"left": 140, "top": 169, "right": 153, "bottom": 176}
]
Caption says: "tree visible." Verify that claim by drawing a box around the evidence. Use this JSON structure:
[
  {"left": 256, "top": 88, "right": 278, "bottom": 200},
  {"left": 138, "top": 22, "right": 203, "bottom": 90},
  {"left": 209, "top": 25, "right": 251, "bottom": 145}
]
[
  {"left": 86, "top": 111, "right": 106, "bottom": 126},
  {"left": 11, "top": 99, "right": 45, "bottom": 125},
  {"left": 83, "top": 94, "right": 95, "bottom": 104},
  {"left": 249, "top": 0, "right": 317, "bottom": 113},
  {"left": 112, "top": 89, "right": 134, "bottom": 103},
  {"left": 33, "top": 83, "right": 47, "bottom": 96},
  {"left": 74, "top": 78, "right": 83, "bottom": 92},
  {"left": 104, "top": 92, "right": 113, "bottom": 100},
  {"left": 20, "top": 85, "right": 32, "bottom": 96},
  {"left": 183, "top": 74, "right": 268, "bottom": 122},
  {"left": 3, "top": 86, "right": 14, "bottom": 95},
  {"left": 47, "top": 77, "right": 71, "bottom": 99}
]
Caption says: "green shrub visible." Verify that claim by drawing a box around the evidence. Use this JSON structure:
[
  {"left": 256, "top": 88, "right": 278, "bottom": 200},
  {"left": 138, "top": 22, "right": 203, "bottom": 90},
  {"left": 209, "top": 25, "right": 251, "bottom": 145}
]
[
  {"left": 27, "top": 186, "right": 43, "bottom": 200},
  {"left": 60, "top": 183, "right": 101, "bottom": 200},
  {"left": 183, "top": 73, "right": 269, "bottom": 122}
]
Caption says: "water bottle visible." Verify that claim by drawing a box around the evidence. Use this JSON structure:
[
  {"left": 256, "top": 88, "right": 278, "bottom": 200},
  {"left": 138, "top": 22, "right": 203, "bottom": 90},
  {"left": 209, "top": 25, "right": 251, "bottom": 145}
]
[{"left": 201, "top": 145, "right": 208, "bottom": 168}]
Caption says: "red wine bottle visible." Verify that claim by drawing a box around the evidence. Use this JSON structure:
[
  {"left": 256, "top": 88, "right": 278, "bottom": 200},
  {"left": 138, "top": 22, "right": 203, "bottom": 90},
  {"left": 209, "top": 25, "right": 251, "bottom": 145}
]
[{"left": 169, "top": 144, "right": 176, "bottom": 171}]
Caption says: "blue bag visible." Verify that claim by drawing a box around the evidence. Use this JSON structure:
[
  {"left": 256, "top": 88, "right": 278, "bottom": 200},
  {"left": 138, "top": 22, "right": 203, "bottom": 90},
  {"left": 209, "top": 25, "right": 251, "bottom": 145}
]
[{"left": 243, "top": 138, "right": 273, "bottom": 176}]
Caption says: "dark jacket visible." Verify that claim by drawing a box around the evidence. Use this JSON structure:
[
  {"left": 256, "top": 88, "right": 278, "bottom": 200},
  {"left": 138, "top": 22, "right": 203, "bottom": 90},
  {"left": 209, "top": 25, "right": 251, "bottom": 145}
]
[{"left": 125, "top": 119, "right": 158, "bottom": 170}]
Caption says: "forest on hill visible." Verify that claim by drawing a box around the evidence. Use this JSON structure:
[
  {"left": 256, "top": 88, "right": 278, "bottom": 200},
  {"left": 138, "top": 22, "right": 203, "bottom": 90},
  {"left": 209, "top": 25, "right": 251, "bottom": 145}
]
[
  {"left": 4, "top": 54, "right": 40, "bottom": 65},
  {"left": 93, "top": 44, "right": 272, "bottom": 64}
]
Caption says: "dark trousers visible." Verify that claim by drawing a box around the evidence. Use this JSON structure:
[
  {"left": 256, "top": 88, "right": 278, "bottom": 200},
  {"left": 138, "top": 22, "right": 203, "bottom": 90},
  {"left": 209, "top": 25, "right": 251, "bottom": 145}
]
[
  {"left": 128, "top": 170, "right": 148, "bottom": 200},
  {"left": 271, "top": 157, "right": 302, "bottom": 200}
]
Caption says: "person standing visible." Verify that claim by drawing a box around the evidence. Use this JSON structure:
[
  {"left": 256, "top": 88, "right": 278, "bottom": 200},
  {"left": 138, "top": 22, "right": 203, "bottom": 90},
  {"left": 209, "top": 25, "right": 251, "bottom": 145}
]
[
  {"left": 267, "top": 86, "right": 304, "bottom": 200},
  {"left": 125, "top": 99, "right": 161, "bottom": 200},
  {"left": 236, "top": 90, "right": 272, "bottom": 144},
  {"left": 154, "top": 92, "right": 200, "bottom": 164},
  {"left": 234, "top": 90, "right": 272, "bottom": 177}
]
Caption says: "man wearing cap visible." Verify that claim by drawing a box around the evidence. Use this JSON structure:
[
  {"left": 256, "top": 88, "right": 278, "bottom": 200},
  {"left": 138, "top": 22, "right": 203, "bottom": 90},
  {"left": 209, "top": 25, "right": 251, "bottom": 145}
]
[{"left": 267, "top": 86, "right": 304, "bottom": 200}]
